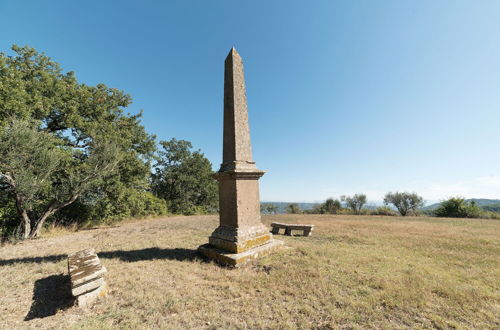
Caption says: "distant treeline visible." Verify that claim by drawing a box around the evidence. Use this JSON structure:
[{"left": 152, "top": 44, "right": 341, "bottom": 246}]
[{"left": 262, "top": 194, "right": 500, "bottom": 220}]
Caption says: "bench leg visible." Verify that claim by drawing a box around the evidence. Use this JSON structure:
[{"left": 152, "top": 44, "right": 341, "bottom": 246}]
[
  {"left": 271, "top": 227, "right": 279, "bottom": 235},
  {"left": 285, "top": 227, "right": 292, "bottom": 236},
  {"left": 303, "top": 229, "right": 311, "bottom": 237}
]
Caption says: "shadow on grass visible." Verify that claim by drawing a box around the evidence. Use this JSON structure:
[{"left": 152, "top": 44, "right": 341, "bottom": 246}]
[
  {"left": 0, "top": 255, "right": 67, "bottom": 266},
  {"left": 99, "top": 247, "right": 200, "bottom": 262},
  {"left": 1, "top": 248, "right": 201, "bottom": 266},
  {"left": 25, "top": 274, "right": 74, "bottom": 321}
]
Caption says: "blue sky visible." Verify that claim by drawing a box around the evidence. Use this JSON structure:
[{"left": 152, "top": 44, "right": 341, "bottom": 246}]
[{"left": 1, "top": 1, "right": 499, "bottom": 203}]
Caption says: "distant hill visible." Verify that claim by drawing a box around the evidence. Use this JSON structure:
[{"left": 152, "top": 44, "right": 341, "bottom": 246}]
[{"left": 422, "top": 199, "right": 500, "bottom": 211}]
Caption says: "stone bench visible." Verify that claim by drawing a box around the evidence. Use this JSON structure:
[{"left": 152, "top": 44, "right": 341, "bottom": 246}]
[
  {"left": 68, "top": 248, "right": 108, "bottom": 308},
  {"left": 271, "top": 222, "right": 314, "bottom": 237}
]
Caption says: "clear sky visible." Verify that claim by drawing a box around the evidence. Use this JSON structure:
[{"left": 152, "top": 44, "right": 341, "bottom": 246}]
[{"left": 1, "top": 1, "right": 499, "bottom": 204}]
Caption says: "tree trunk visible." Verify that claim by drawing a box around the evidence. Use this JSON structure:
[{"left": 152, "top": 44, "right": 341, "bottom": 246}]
[
  {"left": 2, "top": 172, "right": 81, "bottom": 239},
  {"left": 20, "top": 210, "right": 31, "bottom": 239},
  {"left": 29, "top": 203, "right": 56, "bottom": 238},
  {"left": 29, "top": 194, "right": 79, "bottom": 238},
  {"left": 14, "top": 195, "right": 31, "bottom": 239}
]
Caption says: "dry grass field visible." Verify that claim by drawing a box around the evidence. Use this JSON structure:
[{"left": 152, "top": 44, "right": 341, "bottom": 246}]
[{"left": 0, "top": 214, "right": 499, "bottom": 329}]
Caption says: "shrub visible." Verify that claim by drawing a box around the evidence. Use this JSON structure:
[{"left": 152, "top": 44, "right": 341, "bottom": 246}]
[
  {"left": 371, "top": 206, "right": 397, "bottom": 216},
  {"left": 261, "top": 203, "right": 278, "bottom": 214},
  {"left": 286, "top": 203, "right": 302, "bottom": 214},
  {"left": 434, "top": 197, "right": 482, "bottom": 218},
  {"left": 482, "top": 211, "right": 500, "bottom": 220},
  {"left": 309, "top": 198, "right": 342, "bottom": 214},
  {"left": 53, "top": 188, "right": 168, "bottom": 227}
]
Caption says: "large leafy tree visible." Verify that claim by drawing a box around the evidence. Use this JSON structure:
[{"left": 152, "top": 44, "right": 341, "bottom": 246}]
[
  {"left": 152, "top": 138, "right": 218, "bottom": 215},
  {"left": 0, "top": 45, "right": 157, "bottom": 238}
]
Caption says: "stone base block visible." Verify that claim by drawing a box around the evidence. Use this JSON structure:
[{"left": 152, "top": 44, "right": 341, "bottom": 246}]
[
  {"left": 72, "top": 276, "right": 105, "bottom": 296},
  {"left": 76, "top": 282, "right": 108, "bottom": 308},
  {"left": 198, "top": 239, "right": 283, "bottom": 267},
  {"left": 209, "top": 232, "right": 273, "bottom": 253}
]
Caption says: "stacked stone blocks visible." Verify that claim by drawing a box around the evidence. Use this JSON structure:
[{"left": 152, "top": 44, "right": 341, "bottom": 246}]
[{"left": 68, "top": 248, "right": 108, "bottom": 308}]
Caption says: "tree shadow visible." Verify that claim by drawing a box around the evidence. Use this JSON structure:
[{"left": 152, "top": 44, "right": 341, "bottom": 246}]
[
  {"left": 24, "top": 274, "right": 74, "bottom": 321},
  {"left": 1, "top": 248, "right": 201, "bottom": 266},
  {"left": 99, "top": 247, "right": 201, "bottom": 262},
  {"left": 0, "top": 254, "right": 66, "bottom": 266}
]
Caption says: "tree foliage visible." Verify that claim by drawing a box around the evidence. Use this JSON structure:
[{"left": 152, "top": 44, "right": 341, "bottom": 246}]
[
  {"left": 383, "top": 192, "right": 424, "bottom": 216},
  {"left": 152, "top": 139, "right": 218, "bottom": 215},
  {"left": 0, "top": 45, "right": 159, "bottom": 238},
  {"left": 341, "top": 194, "right": 367, "bottom": 214},
  {"left": 434, "top": 197, "right": 482, "bottom": 218}
]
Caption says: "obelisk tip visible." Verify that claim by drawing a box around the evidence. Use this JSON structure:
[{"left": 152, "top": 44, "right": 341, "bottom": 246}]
[{"left": 226, "top": 47, "right": 240, "bottom": 60}]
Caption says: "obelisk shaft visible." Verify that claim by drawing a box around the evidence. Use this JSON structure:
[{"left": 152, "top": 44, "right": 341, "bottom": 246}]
[
  {"left": 221, "top": 48, "right": 255, "bottom": 171},
  {"left": 198, "top": 47, "right": 283, "bottom": 265}
]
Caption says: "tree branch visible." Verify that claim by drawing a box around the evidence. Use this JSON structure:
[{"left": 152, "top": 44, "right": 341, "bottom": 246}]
[{"left": 0, "top": 172, "right": 16, "bottom": 188}]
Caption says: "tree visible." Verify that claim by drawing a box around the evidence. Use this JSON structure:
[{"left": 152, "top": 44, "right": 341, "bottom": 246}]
[
  {"left": 312, "top": 198, "right": 342, "bottom": 214},
  {"left": 152, "top": 139, "right": 218, "bottom": 215},
  {"left": 261, "top": 203, "right": 278, "bottom": 214},
  {"left": 341, "top": 194, "right": 367, "bottom": 214},
  {"left": 0, "top": 45, "right": 158, "bottom": 238},
  {"left": 383, "top": 192, "right": 424, "bottom": 216},
  {"left": 0, "top": 120, "right": 120, "bottom": 238},
  {"left": 286, "top": 203, "right": 302, "bottom": 214},
  {"left": 434, "top": 197, "right": 482, "bottom": 218}
]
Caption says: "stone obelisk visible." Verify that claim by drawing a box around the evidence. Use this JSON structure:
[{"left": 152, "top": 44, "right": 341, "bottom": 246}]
[{"left": 198, "top": 48, "right": 283, "bottom": 266}]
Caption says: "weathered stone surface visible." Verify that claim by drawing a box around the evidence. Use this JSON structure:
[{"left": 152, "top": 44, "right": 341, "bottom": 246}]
[
  {"left": 199, "top": 48, "right": 283, "bottom": 266},
  {"left": 209, "top": 233, "right": 273, "bottom": 254},
  {"left": 72, "top": 277, "right": 105, "bottom": 296},
  {"left": 68, "top": 248, "right": 107, "bottom": 308},
  {"left": 76, "top": 282, "right": 108, "bottom": 308},
  {"left": 221, "top": 48, "right": 255, "bottom": 171},
  {"left": 210, "top": 173, "right": 270, "bottom": 253},
  {"left": 68, "top": 248, "right": 106, "bottom": 286},
  {"left": 198, "top": 239, "right": 283, "bottom": 267}
]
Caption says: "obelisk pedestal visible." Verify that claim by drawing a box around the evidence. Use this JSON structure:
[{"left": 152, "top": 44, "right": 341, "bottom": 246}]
[{"left": 198, "top": 48, "right": 283, "bottom": 267}]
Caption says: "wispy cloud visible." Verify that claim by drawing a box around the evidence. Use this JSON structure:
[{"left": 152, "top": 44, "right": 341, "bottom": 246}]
[
  {"left": 267, "top": 175, "right": 500, "bottom": 204},
  {"left": 421, "top": 175, "right": 500, "bottom": 201}
]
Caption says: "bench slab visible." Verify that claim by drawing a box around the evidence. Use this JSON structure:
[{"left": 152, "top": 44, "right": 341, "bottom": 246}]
[
  {"left": 270, "top": 222, "right": 314, "bottom": 236},
  {"left": 271, "top": 222, "right": 314, "bottom": 229}
]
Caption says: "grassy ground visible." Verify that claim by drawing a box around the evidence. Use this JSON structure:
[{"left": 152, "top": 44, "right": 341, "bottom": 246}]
[{"left": 0, "top": 214, "right": 499, "bottom": 329}]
